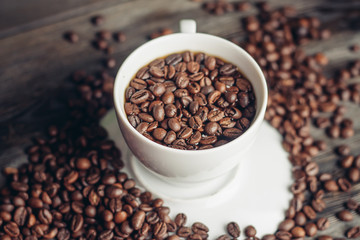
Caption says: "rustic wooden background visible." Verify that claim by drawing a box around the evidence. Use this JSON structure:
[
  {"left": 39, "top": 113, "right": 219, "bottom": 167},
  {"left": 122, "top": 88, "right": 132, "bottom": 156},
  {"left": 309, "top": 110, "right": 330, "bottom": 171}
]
[{"left": 0, "top": 0, "right": 360, "bottom": 238}]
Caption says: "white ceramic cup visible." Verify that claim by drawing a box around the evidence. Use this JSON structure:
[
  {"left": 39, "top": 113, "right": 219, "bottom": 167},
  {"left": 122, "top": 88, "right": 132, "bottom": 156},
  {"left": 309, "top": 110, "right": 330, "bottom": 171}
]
[{"left": 113, "top": 20, "right": 267, "bottom": 184}]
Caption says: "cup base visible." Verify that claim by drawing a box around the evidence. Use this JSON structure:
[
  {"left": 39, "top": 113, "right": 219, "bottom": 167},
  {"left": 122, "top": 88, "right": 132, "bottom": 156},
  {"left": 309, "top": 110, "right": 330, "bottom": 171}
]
[{"left": 130, "top": 153, "right": 242, "bottom": 202}]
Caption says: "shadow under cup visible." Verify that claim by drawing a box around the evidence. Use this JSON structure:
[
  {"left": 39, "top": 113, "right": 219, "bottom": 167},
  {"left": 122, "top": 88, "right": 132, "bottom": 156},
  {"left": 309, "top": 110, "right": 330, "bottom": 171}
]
[{"left": 114, "top": 32, "right": 268, "bottom": 184}]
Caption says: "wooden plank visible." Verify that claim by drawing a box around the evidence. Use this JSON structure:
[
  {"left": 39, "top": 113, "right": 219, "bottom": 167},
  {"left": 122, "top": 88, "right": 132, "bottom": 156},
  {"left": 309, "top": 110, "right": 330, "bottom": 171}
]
[{"left": 0, "top": 0, "right": 130, "bottom": 38}]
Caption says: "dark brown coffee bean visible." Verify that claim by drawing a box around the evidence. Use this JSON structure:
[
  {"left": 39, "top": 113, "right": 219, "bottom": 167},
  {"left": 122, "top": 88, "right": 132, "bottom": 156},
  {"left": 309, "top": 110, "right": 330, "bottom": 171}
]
[
  {"left": 338, "top": 177, "right": 352, "bottom": 192},
  {"left": 295, "top": 212, "right": 306, "bottom": 226},
  {"left": 130, "top": 78, "right": 148, "bottom": 90},
  {"left": 166, "top": 53, "right": 182, "bottom": 65},
  {"left": 348, "top": 167, "right": 360, "bottom": 182},
  {"left": 278, "top": 219, "right": 295, "bottom": 231},
  {"left": 4, "top": 222, "right": 20, "bottom": 237},
  {"left": 316, "top": 217, "right": 330, "bottom": 230},
  {"left": 336, "top": 145, "right": 351, "bottom": 156},
  {"left": 244, "top": 225, "right": 256, "bottom": 237},
  {"left": 131, "top": 210, "right": 145, "bottom": 230},
  {"left": 130, "top": 90, "right": 150, "bottom": 104},
  {"left": 346, "top": 226, "right": 360, "bottom": 238},
  {"left": 291, "top": 226, "right": 305, "bottom": 238},
  {"left": 105, "top": 185, "right": 123, "bottom": 198},
  {"left": 28, "top": 197, "right": 43, "bottom": 208},
  {"left": 303, "top": 205, "right": 316, "bottom": 220},
  {"left": 226, "top": 222, "right": 240, "bottom": 238},
  {"left": 341, "top": 156, "right": 354, "bottom": 168},
  {"left": 175, "top": 73, "right": 190, "bottom": 89},
  {"left": 192, "top": 222, "right": 209, "bottom": 234},
  {"left": 337, "top": 209, "right": 353, "bottom": 221},
  {"left": 346, "top": 198, "right": 359, "bottom": 210},
  {"left": 71, "top": 214, "right": 84, "bottom": 232},
  {"left": 177, "top": 127, "right": 193, "bottom": 139},
  {"left": 38, "top": 208, "right": 52, "bottom": 224},
  {"left": 305, "top": 222, "right": 317, "bottom": 237},
  {"left": 174, "top": 213, "right": 187, "bottom": 227},
  {"left": 312, "top": 199, "right": 326, "bottom": 212},
  {"left": 208, "top": 90, "right": 221, "bottom": 105},
  {"left": 324, "top": 180, "right": 339, "bottom": 192},
  {"left": 13, "top": 207, "right": 27, "bottom": 226}
]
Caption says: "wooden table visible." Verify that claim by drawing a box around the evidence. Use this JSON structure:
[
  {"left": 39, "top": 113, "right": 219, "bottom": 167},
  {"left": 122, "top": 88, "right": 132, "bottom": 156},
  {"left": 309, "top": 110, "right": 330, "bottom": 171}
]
[{"left": 0, "top": 0, "right": 360, "bottom": 238}]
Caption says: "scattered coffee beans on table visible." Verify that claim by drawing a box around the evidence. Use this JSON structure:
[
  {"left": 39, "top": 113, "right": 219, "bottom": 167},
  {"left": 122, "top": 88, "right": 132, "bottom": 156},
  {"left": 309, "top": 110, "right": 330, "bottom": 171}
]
[
  {"left": 2, "top": 0, "right": 360, "bottom": 239},
  {"left": 124, "top": 51, "right": 256, "bottom": 150}
]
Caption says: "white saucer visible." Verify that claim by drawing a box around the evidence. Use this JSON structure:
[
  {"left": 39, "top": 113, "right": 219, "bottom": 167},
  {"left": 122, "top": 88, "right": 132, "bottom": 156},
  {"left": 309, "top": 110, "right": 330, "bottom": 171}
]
[{"left": 101, "top": 110, "right": 292, "bottom": 238}]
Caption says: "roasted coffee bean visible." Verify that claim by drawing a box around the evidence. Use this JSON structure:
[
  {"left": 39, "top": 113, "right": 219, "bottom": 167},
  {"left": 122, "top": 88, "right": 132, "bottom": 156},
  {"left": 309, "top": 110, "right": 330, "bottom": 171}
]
[
  {"left": 338, "top": 177, "right": 352, "bottom": 192},
  {"left": 105, "top": 185, "right": 123, "bottom": 198},
  {"left": 316, "top": 217, "right": 330, "bottom": 230},
  {"left": 305, "top": 222, "right": 317, "bottom": 237},
  {"left": 348, "top": 167, "right": 360, "bottom": 182},
  {"left": 241, "top": 225, "right": 256, "bottom": 238},
  {"left": 278, "top": 219, "right": 295, "bottom": 231},
  {"left": 337, "top": 210, "right": 353, "bottom": 221},
  {"left": 14, "top": 207, "right": 28, "bottom": 226},
  {"left": 346, "top": 226, "right": 360, "bottom": 238},
  {"left": 131, "top": 210, "right": 145, "bottom": 230},
  {"left": 4, "top": 222, "right": 20, "bottom": 237},
  {"left": 226, "top": 222, "right": 240, "bottom": 238},
  {"left": 324, "top": 180, "right": 339, "bottom": 192},
  {"left": 346, "top": 198, "right": 359, "bottom": 210}
]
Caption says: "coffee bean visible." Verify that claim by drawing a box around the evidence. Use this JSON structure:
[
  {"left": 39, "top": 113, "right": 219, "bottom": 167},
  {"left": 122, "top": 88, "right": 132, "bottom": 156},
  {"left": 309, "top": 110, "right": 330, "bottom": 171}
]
[
  {"left": 346, "top": 198, "right": 359, "bottom": 210},
  {"left": 336, "top": 145, "right": 351, "bottom": 156},
  {"left": 275, "top": 230, "right": 291, "bottom": 240},
  {"left": 291, "top": 226, "right": 305, "bottom": 238},
  {"left": 71, "top": 214, "right": 84, "bottom": 232},
  {"left": 337, "top": 209, "right": 353, "bottom": 221},
  {"left": 278, "top": 219, "right": 295, "bottom": 231},
  {"left": 337, "top": 177, "right": 352, "bottom": 192},
  {"left": 348, "top": 167, "right": 360, "bottom": 182},
  {"left": 64, "top": 31, "right": 79, "bottom": 43},
  {"left": 316, "top": 217, "right": 330, "bottom": 231},
  {"left": 244, "top": 225, "right": 256, "bottom": 237},
  {"left": 303, "top": 205, "right": 316, "bottom": 220},
  {"left": 324, "top": 180, "right": 339, "bottom": 192},
  {"left": 226, "top": 222, "right": 240, "bottom": 238},
  {"left": 11, "top": 182, "right": 29, "bottom": 192},
  {"left": 305, "top": 222, "right": 317, "bottom": 237},
  {"left": 346, "top": 226, "right": 360, "bottom": 238},
  {"left": 131, "top": 210, "right": 145, "bottom": 230},
  {"left": 76, "top": 157, "right": 91, "bottom": 170},
  {"left": 4, "top": 222, "right": 20, "bottom": 237},
  {"left": 91, "top": 15, "right": 105, "bottom": 25}
]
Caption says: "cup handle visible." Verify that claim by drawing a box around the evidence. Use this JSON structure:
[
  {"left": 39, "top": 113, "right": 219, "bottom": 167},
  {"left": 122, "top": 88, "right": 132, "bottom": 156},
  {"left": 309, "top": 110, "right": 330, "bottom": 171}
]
[{"left": 180, "top": 19, "right": 197, "bottom": 34}]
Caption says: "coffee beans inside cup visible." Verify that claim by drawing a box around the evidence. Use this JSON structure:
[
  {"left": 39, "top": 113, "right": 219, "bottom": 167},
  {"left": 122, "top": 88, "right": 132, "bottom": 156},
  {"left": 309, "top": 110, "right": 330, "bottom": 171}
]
[{"left": 124, "top": 51, "right": 257, "bottom": 150}]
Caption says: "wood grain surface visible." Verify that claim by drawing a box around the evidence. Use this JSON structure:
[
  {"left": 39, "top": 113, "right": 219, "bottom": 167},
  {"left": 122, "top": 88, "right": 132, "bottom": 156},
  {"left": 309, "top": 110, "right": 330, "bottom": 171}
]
[{"left": 0, "top": 0, "right": 360, "bottom": 238}]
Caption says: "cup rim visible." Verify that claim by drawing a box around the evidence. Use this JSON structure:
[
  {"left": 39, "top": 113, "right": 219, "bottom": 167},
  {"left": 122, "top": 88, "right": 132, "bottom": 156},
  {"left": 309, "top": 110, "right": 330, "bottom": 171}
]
[{"left": 113, "top": 32, "right": 268, "bottom": 155}]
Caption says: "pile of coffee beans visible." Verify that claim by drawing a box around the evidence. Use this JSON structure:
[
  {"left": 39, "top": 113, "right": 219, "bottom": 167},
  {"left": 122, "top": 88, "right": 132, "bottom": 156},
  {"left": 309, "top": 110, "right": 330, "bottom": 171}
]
[{"left": 124, "top": 51, "right": 256, "bottom": 150}]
